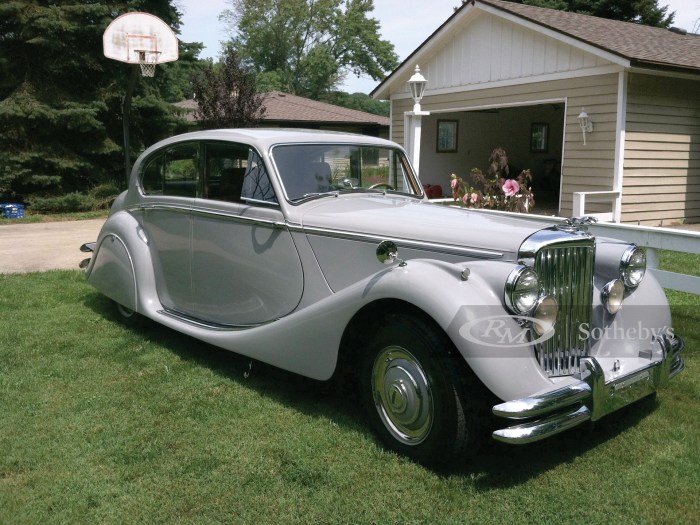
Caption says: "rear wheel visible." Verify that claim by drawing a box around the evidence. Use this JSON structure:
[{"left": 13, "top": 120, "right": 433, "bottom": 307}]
[
  {"left": 360, "top": 313, "right": 483, "bottom": 468},
  {"left": 114, "top": 301, "right": 143, "bottom": 326}
]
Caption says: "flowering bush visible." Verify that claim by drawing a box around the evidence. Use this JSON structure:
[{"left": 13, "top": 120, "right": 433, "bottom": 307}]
[{"left": 450, "top": 148, "right": 534, "bottom": 213}]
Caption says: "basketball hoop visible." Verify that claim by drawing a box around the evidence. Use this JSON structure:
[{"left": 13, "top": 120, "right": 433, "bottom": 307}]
[{"left": 137, "top": 50, "right": 161, "bottom": 77}]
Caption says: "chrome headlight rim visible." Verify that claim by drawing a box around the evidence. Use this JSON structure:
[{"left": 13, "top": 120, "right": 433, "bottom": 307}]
[
  {"left": 602, "top": 279, "right": 625, "bottom": 315},
  {"left": 505, "top": 266, "right": 541, "bottom": 315},
  {"left": 620, "top": 244, "right": 646, "bottom": 289}
]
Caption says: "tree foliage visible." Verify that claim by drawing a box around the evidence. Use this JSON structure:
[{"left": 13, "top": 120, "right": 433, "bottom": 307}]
[
  {"left": 191, "top": 45, "right": 266, "bottom": 129},
  {"left": 0, "top": 1, "right": 202, "bottom": 202},
  {"left": 222, "top": 0, "right": 399, "bottom": 99},
  {"left": 518, "top": 0, "right": 676, "bottom": 27}
]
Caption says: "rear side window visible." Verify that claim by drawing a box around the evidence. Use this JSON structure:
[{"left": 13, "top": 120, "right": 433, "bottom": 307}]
[
  {"left": 140, "top": 142, "right": 200, "bottom": 197},
  {"left": 141, "top": 153, "right": 164, "bottom": 195}
]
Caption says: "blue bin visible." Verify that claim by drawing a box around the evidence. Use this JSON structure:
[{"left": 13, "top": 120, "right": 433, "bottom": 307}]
[{"left": 2, "top": 203, "right": 25, "bottom": 219}]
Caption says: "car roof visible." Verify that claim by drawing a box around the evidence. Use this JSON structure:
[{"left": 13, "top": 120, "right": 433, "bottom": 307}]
[{"left": 144, "top": 128, "right": 402, "bottom": 154}]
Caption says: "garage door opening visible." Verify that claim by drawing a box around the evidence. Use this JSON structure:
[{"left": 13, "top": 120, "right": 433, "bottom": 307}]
[{"left": 418, "top": 103, "right": 565, "bottom": 215}]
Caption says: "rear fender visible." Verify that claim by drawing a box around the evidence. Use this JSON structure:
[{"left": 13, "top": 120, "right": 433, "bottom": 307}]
[{"left": 86, "top": 211, "right": 156, "bottom": 313}]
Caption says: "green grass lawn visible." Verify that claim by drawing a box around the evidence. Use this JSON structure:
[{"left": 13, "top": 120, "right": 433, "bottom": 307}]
[{"left": 1, "top": 269, "right": 698, "bottom": 524}]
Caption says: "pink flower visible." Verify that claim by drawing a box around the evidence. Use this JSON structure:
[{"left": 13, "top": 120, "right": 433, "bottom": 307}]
[
  {"left": 462, "top": 194, "right": 469, "bottom": 204},
  {"left": 502, "top": 179, "right": 520, "bottom": 197},
  {"left": 470, "top": 192, "right": 479, "bottom": 204},
  {"left": 450, "top": 178, "right": 458, "bottom": 190}
]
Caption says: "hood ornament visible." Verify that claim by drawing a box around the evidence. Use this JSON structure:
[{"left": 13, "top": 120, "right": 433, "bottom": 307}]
[{"left": 556, "top": 216, "right": 598, "bottom": 233}]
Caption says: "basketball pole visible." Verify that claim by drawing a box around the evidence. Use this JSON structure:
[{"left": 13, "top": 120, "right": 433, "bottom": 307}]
[{"left": 121, "top": 66, "right": 139, "bottom": 188}]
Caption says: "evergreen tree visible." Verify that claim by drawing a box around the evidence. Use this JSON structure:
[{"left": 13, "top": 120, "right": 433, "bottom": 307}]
[
  {"left": 518, "top": 0, "right": 676, "bottom": 27},
  {"left": 0, "top": 1, "right": 201, "bottom": 203}
]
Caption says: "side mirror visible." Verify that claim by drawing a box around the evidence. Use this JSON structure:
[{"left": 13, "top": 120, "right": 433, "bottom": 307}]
[{"left": 376, "top": 240, "right": 406, "bottom": 267}]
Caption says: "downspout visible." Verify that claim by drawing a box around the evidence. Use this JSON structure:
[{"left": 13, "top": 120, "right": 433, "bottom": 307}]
[{"left": 612, "top": 71, "right": 628, "bottom": 223}]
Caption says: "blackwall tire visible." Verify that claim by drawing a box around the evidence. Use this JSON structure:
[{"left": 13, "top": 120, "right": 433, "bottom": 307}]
[{"left": 360, "top": 313, "right": 484, "bottom": 469}]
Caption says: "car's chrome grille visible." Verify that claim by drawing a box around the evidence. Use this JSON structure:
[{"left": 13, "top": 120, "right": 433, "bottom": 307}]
[{"left": 533, "top": 242, "right": 595, "bottom": 376}]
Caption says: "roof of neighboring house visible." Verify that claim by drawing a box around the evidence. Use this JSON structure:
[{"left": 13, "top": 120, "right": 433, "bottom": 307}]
[
  {"left": 373, "top": 0, "right": 700, "bottom": 97},
  {"left": 174, "top": 91, "right": 390, "bottom": 127}
]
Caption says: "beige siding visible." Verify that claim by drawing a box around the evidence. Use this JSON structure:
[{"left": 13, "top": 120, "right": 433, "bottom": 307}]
[
  {"left": 622, "top": 74, "right": 700, "bottom": 225},
  {"left": 392, "top": 73, "right": 620, "bottom": 216}
]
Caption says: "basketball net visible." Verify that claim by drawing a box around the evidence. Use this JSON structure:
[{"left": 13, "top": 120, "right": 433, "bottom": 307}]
[{"left": 137, "top": 51, "right": 160, "bottom": 77}]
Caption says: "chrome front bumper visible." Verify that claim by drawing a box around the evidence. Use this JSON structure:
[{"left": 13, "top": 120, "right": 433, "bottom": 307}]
[{"left": 492, "top": 334, "right": 685, "bottom": 444}]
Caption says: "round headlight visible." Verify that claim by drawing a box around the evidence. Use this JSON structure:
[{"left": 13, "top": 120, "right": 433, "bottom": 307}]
[
  {"left": 505, "top": 266, "right": 540, "bottom": 314},
  {"left": 532, "top": 295, "right": 558, "bottom": 336},
  {"left": 602, "top": 279, "right": 625, "bottom": 315},
  {"left": 620, "top": 245, "right": 646, "bottom": 289}
]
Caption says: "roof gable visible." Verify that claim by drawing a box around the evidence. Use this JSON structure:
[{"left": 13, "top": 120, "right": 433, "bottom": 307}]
[{"left": 373, "top": 0, "right": 700, "bottom": 99}]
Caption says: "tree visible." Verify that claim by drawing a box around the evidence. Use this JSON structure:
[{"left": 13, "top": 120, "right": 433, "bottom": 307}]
[
  {"left": 518, "top": 0, "right": 676, "bottom": 27},
  {"left": 0, "top": 1, "right": 201, "bottom": 203},
  {"left": 221, "top": 0, "right": 399, "bottom": 99},
  {"left": 191, "top": 45, "right": 266, "bottom": 129}
]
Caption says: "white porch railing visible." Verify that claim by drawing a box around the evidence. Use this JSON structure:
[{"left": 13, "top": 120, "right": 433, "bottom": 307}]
[
  {"left": 572, "top": 190, "right": 620, "bottom": 223},
  {"left": 429, "top": 200, "right": 700, "bottom": 295}
]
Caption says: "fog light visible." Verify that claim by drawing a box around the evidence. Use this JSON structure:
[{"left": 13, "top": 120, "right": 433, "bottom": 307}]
[
  {"left": 602, "top": 279, "right": 625, "bottom": 314},
  {"left": 532, "top": 295, "right": 558, "bottom": 336}
]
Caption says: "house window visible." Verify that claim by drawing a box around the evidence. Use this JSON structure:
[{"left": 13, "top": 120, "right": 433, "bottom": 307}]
[
  {"left": 437, "top": 120, "right": 458, "bottom": 153},
  {"left": 530, "top": 123, "right": 549, "bottom": 153}
]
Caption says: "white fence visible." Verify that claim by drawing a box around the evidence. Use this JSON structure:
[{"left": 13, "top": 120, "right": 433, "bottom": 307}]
[{"left": 430, "top": 200, "right": 700, "bottom": 295}]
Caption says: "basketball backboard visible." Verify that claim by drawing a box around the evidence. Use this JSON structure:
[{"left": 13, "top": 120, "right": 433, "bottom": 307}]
[{"left": 103, "top": 12, "right": 178, "bottom": 66}]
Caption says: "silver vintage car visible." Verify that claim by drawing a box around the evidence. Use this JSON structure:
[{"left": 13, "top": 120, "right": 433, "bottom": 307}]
[{"left": 81, "top": 129, "right": 685, "bottom": 468}]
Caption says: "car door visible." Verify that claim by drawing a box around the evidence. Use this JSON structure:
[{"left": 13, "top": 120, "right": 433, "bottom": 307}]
[
  {"left": 139, "top": 141, "right": 200, "bottom": 317},
  {"left": 190, "top": 142, "right": 304, "bottom": 326}
]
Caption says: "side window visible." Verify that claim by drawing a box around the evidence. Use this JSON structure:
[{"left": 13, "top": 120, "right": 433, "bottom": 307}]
[
  {"left": 141, "top": 153, "right": 164, "bottom": 195},
  {"left": 241, "top": 149, "right": 278, "bottom": 204},
  {"left": 204, "top": 143, "right": 250, "bottom": 203},
  {"left": 163, "top": 143, "right": 200, "bottom": 197}
]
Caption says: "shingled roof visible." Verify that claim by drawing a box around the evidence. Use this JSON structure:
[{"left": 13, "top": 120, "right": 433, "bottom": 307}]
[
  {"left": 174, "top": 91, "right": 389, "bottom": 127},
  {"left": 480, "top": 0, "right": 700, "bottom": 73}
]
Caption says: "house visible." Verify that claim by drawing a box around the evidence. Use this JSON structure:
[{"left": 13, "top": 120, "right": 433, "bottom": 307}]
[
  {"left": 174, "top": 91, "right": 390, "bottom": 138},
  {"left": 372, "top": 0, "right": 700, "bottom": 224}
]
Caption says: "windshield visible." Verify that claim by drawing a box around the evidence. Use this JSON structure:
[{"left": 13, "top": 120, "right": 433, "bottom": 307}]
[{"left": 271, "top": 144, "right": 422, "bottom": 202}]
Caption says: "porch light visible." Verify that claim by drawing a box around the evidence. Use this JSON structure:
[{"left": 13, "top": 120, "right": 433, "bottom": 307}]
[
  {"left": 578, "top": 108, "right": 593, "bottom": 145},
  {"left": 408, "top": 65, "right": 427, "bottom": 113}
]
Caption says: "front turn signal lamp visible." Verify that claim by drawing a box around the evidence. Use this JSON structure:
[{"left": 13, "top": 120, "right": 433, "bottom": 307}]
[{"left": 602, "top": 279, "right": 625, "bottom": 314}]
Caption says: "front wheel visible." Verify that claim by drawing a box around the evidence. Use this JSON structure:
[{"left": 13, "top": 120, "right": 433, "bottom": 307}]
[{"left": 360, "top": 314, "right": 484, "bottom": 468}]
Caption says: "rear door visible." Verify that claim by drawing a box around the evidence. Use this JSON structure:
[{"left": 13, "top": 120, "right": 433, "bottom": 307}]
[{"left": 139, "top": 141, "right": 199, "bottom": 317}]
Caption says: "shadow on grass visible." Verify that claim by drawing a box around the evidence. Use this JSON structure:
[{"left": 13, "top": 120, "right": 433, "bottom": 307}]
[{"left": 84, "top": 292, "right": 663, "bottom": 487}]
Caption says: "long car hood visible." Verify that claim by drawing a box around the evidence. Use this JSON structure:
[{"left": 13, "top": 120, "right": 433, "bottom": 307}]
[{"left": 299, "top": 195, "right": 552, "bottom": 261}]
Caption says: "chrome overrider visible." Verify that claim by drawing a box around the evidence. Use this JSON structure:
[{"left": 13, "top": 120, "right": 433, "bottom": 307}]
[{"left": 491, "top": 333, "right": 685, "bottom": 444}]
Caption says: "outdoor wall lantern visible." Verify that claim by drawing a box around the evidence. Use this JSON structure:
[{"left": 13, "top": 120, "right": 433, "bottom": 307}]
[
  {"left": 408, "top": 65, "right": 427, "bottom": 113},
  {"left": 578, "top": 108, "right": 593, "bottom": 145}
]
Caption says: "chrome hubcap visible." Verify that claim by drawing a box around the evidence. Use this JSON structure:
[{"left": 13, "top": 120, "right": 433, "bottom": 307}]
[{"left": 372, "top": 346, "right": 433, "bottom": 445}]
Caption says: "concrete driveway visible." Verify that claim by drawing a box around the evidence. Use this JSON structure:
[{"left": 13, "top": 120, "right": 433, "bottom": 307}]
[{"left": 0, "top": 219, "right": 104, "bottom": 274}]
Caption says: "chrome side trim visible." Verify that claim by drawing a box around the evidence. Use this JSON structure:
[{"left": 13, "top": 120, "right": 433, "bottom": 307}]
[
  {"left": 133, "top": 203, "right": 286, "bottom": 229},
  {"left": 492, "top": 335, "right": 685, "bottom": 444},
  {"left": 300, "top": 226, "right": 505, "bottom": 260}
]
